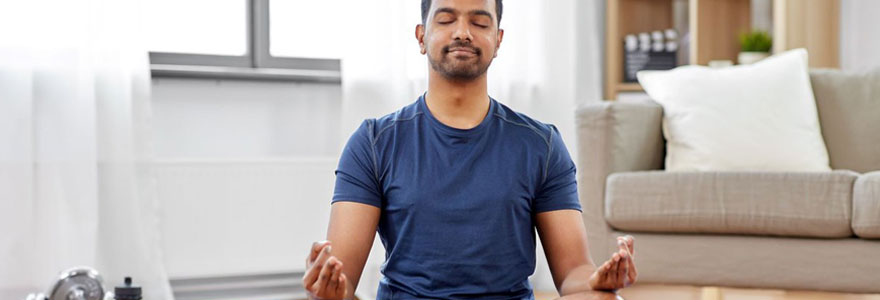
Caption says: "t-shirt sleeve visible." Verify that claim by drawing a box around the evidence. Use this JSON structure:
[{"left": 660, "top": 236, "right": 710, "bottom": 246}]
[
  {"left": 332, "top": 119, "right": 383, "bottom": 208},
  {"left": 534, "top": 125, "right": 582, "bottom": 213}
]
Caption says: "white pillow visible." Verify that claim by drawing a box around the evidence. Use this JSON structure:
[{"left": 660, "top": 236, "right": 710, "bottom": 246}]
[{"left": 637, "top": 49, "right": 831, "bottom": 172}]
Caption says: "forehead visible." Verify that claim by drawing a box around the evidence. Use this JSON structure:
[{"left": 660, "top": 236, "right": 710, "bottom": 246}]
[{"left": 430, "top": 0, "right": 496, "bottom": 16}]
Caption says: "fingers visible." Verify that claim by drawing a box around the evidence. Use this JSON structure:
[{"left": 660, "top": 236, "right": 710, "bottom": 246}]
[
  {"left": 311, "top": 256, "right": 335, "bottom": 294},
  {"left": 598, "top": 259, "right": 612, "bottom": 284},
  {"left": 615, "top": 250, "right": 627, "bottom": 287},
  {"left": 303, "top": 245, "right": 333, "bottom": 288},
  {"left": 592, "top": 250, "right": 634, "bottom": 292},
  {"left": 626, "top": 235, "right": 635, "bottom": 257},
  {"left": 326, "top": 258, "right": 343, "bottom": 292},
  {"left": 627, "top": 259, "right": 638, "bottom": 286},
  {"left": 302, "top": 241, "right": 346, "bottom": 299},
  {"left": 606, "top": 252, "right": 621, "bottom": 286},
  {"left": 617, "top": 235, "right": 635, "bottom": 257},
  {"left": 616, "top": 235, "right": 637, "bottom": 286},
  {"left": 617, "top": 236, "right": 634, "bottom": 257},
  {"left": 605, "top": 259, "right": 615, "bottom": 285},
  {"left": 336, "top": 273, "right": 348, "bottom": 296},
  {"left": 307, "top": 241, "right": 331, "bottom": 265}
]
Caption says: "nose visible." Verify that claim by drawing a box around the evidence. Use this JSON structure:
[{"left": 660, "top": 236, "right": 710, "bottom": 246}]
[{"left": 452, "top": 19, "right": 473, "bottom": 42}]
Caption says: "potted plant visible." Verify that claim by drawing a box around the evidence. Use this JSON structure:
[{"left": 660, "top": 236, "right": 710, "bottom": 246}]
[{"left": 738, "top": 31, "right": 773, "bottom": 65}]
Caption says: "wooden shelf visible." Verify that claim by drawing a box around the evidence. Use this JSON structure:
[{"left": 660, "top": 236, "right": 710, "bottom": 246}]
[
  {"left": 617, "top": 83, "right": 645, "bottom": 92},
  {"left": 605, "top": 0, "right": 676, "bottom": 100},
  {"left": 605, "top": 0, "right": 750, "bottom": 100},
  {"left": 690, "top": 0, "right": 751, "bottom": 66},
  {"left": 604, "top": 0, "right": 840, "bottom": 100},
  {"left": 773, "top": 0, "right": 840, "bottom": 68}
]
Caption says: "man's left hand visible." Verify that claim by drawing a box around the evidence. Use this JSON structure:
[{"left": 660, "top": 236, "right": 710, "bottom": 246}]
[{"left": 588, "top": 235, "right": 637, "bottom": 291}]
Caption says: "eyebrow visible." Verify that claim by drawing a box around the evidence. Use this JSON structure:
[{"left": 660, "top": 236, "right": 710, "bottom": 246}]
[{"left": 433, "top": 7, "right": 495, "bottom": 21}]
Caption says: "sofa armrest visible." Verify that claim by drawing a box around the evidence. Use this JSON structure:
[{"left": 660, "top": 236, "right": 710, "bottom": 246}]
[{"left": 575, "top": 100, "right": 665, "bottom": 262}]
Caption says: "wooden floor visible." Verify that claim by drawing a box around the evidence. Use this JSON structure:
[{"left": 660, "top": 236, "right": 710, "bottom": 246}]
[{"left": 535, "top": 284, "right": 880, "bottom": 300}]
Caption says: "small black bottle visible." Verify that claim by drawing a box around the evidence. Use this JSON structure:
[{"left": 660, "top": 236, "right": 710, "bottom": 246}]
[{"left": 114, "top": 277, "right": 142, "bottom": 300}]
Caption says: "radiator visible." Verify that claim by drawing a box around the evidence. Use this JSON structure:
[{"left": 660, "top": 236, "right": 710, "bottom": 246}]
[{"left": 170, "top": 271, "right": 306, "bottom": 300}]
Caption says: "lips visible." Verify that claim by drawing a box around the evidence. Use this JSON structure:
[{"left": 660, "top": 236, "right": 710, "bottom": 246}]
[
  {"left": 446, "top": 47, "right": 479, "bottom": 60},
  {"left": 448, "top": 47, "right": 476, "bottom": 54}
]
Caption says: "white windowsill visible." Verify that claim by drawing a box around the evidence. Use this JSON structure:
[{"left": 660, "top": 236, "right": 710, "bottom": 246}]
[{"left": 150, "top": 64, "right": 341, "bottom": 83}]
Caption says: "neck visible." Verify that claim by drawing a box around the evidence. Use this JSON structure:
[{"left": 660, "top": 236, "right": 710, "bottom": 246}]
[{"left": 425, "top": 71, "right": 491, "bottom": 130}]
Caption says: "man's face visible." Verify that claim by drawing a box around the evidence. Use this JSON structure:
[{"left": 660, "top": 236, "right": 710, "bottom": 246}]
[{"left": 418, "top": 0, "right": 503, "bottom": 82}]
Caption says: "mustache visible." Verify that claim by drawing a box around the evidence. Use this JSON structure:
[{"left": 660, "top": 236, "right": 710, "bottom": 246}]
[{"left": 443, "top": 41, "right": 481, "bottom": 55}]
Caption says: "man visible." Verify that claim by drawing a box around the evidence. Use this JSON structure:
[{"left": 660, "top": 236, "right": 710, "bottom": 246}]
[{"left": 302, "top": 0, "right": 636, "bottom": 299}]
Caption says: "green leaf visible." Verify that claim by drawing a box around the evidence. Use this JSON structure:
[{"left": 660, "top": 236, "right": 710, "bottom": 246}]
[{"left": 739, "top": 31, "right": 773, "bottom": 52}]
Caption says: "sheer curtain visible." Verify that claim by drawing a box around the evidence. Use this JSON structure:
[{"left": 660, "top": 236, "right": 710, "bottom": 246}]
[
  {"left": 840, "top": 0, "right": 880, "bottom": 72},
  {"left": 0, "top": 0, "right": 173, "bottom": 300},
  {"left": 339, "top": 0, "right": 603, "bottom": 297},
  {"left": 340, "top": 0, "right": 603, "bottom": 154}
]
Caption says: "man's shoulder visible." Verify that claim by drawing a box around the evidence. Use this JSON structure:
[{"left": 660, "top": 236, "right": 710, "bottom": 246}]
[
  {"left": 358, "top": 99, "right": 423, "bottom": 141},
  {"left": 376, "top": 100, "right": 422, "bottom": 127},
  {"left": 492, "top": 100, "right": 558, "bottom": 146}
]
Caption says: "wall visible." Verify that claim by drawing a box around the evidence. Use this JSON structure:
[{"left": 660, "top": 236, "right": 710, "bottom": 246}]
[
  {"left": 152, "top": 77, "right": 395, "bottom": 298},
  {"left": 152, "top": 78, "right": 342, "bottom": 159},
  {"left": 152, "top": 78, "right": 344, "bottom": 278},
  {"left": 840, "top": 0, "right": 880, "bottom": 72}
]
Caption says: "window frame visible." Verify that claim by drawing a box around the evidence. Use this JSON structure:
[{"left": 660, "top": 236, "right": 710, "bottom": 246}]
[{"left": 149, "top": 0, "right": 341, "bottom": 82}]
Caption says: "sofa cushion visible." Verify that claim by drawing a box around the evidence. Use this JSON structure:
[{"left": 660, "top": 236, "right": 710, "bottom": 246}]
[
  {"left": 810, "top": 69, "right": 880, "bottom": 173},
  {"left": 605, "top": 171, "right": 858, "bottom": 238},
  {"left": 854, "top": 172, "right": 880, "bottom": 238},
  {"left": 636, "top": 49, "right": 830, "bottom": 172}
]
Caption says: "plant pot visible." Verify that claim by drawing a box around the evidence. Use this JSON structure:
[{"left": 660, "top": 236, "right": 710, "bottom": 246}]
[{"left": 738, "top": 51, "right": 770, "bottom": 65}]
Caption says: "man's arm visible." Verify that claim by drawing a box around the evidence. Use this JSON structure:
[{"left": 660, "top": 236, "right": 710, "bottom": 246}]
[
  {"left": 536, "top": 209, "right": 595, "bottom": 295},
  {"left": 536, "top": 210, "right": 636, "bottom": 298},
  {"left": 303, "top": 201, "right": 380, "bottom": 299},
  {"left": 326, "top": 201, "right": 381, "bottom": 298}
]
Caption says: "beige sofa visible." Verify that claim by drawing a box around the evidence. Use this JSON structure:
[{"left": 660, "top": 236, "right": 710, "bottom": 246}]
[{"left": 576, "top": 69, "right": 880, "bottom": 293}]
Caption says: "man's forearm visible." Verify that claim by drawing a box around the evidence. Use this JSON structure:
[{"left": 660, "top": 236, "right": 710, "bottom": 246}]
[
  {"left": 558, "top": 264, "right": 622, "bottom": 300},
  {"left": 558, "top": 263, "right": 600, "bottom": 296},
  {"left": 556, "top": 290, "right": 621, "bottom": 300}
]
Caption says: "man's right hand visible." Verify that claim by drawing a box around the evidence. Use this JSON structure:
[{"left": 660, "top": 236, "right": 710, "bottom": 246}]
[{"left": 303, "top": 241, "right": 348, "bottom": 300}]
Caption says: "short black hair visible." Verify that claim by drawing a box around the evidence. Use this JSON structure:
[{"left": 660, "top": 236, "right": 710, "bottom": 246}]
[{"left": 421, "top": 0, "right": 503, "bottom": 26}]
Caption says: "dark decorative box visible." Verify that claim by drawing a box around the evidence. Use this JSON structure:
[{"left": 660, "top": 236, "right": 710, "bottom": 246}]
[{"left": 623, "top": 49, "right": 677, "bottom": 83}]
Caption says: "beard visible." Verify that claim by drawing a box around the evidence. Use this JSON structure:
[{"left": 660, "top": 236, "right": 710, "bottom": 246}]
[{"left": 427, "top": 41, "right": 493, "bottom": 81}]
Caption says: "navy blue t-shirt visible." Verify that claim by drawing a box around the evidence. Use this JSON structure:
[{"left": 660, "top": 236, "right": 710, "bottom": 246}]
[{"left": 332, "top": 94, "right": 581, "bottom": 300}]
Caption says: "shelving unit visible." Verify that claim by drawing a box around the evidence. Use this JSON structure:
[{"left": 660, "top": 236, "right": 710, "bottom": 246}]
[
  {"left": 690, "top": 0, "right": 752, "bottom": 65},
  {"left": 773, "top": 0, "right": 840, "bottom": 68},
  {"left": 604, "top": 0, "right": 840, "bottom": 100},
  {"left": 604, "top": 0, "right": 670, "bottom": 100}
]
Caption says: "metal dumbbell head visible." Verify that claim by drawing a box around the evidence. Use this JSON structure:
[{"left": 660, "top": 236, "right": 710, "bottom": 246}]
[{"left": 47, "top": 267, "right": 105, "bottom": 300}]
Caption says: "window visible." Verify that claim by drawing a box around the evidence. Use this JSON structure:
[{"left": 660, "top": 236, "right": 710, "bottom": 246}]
[
  {"left": 145, "top": 0, "right": 247, "bottom": 56},
  {"left": 269, "top": 0, "right": 348, "bottom": 60},
  {"left": 146, "top": 0, "right": 340, "bottom": 82}
]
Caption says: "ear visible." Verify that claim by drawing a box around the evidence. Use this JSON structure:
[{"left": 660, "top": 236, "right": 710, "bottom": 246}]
[
  {"left": 494, "top": 28, "right": 504, "bottom": 58},
  {"left": 416, "top": 24, "right": 427, "bottom": 55}
]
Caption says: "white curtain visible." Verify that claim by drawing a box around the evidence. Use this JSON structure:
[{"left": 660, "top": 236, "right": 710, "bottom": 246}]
[
  {"left": 840, "top": 0, "right": 880, "bottom": 72},
  {"left": 0, "top": 1, "right": 173, "bottom": 300},
  {"left": 338, "top": 0, "right": 603, "bottom": 298},
  {"left": 340, "top": 0, "right": 604, "bottom": 152}
]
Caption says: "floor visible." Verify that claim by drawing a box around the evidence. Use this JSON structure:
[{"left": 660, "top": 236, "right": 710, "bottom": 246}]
[{"left": 535, "top": 284, "right": 880, "bottom": 300}]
